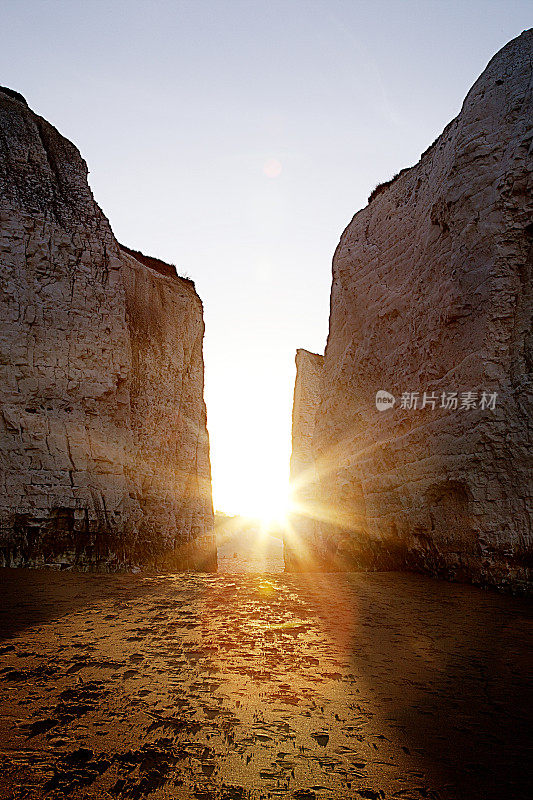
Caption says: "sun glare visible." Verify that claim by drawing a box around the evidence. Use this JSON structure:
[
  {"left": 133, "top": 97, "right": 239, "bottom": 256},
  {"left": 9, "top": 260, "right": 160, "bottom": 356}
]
[
  {"left": 206, "top": 347, "right": 295, "bottom": 532},
  {"left": 213, "top": 461, "right": 290, "bottom": 529},
  {"left": 254, "top": 495, "right": 290, "bottom": 529},
  {"left": 219, "top": 490, "right": 290, "bottom": 530}
]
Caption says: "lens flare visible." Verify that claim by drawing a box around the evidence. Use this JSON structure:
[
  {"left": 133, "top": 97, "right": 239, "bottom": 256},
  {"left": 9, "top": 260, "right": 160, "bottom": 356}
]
[{"left": 263, "top": 158, "right": 282, "bottom": 178}]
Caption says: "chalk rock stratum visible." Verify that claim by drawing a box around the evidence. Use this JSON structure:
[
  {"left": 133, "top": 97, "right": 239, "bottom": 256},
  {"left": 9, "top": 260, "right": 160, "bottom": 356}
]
[
  {"left": 285, "top": 349, "right": 324, "bottom": 571},
  {"left": 0, "top": 87, "right": 216, "bottom": 570},
  {"left": 289, "top": 31, "right": 532, "bottom": 591}
]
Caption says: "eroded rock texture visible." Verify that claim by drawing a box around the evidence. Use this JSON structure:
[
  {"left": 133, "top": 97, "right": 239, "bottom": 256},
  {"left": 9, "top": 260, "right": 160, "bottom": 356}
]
[
  {"left": 120, "top": 249, "right": 215, "bottom": 570},
  {"left": 0, "top": 88, "right": 216, "bottom": 570},
  {"left": 290, "top": 31, "right": 533, "bottom": 591},
  {"left": 285, "top": 349, "right": 324, "bottom": 570}
]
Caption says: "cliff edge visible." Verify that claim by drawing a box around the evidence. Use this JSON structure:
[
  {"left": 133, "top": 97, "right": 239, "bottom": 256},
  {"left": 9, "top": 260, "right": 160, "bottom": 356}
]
[
  {"left": 0, "top": 88, "right": 216, "bottom": 570},
  {"left": 285, "top": 349, "right": 324, "bottom": 570},
  {"left": 289, "top": 30, "right": 532, "bottom": 591}
]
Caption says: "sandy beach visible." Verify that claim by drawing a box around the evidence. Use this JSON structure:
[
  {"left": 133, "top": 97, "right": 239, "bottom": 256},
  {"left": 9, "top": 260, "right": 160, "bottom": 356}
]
[{"left": 0, "top": 564, "right": 531, "bottom": 800}]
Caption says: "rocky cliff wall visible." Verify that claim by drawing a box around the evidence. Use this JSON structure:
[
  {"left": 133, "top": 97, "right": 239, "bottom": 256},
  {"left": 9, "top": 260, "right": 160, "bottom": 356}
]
[
  {"left": 285, "top": 349, "right": 323, "bottom": 570},
  {"left": 290, "top": 30, "right": 532, "bottom": 591},
  {"left": 121, "top": 250, "right": 216, "bottom": 570},
  {"left": 0, "top": 88, "right": 216, "bottom": 570}
]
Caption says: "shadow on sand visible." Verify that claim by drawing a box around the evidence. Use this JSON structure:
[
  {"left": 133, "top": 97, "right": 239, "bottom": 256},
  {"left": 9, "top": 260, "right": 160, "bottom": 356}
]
[
  {"left": 0, "top": 568, "right": 163, "bottom": 641},
  {"left": 294, "top": 571, "right": 533, "bottom": 800}
]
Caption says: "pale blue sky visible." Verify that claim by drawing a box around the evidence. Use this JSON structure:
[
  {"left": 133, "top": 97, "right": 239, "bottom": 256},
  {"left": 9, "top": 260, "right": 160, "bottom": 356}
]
[{"left": 2, "top": 1, "right": 530, "bottom": 514}]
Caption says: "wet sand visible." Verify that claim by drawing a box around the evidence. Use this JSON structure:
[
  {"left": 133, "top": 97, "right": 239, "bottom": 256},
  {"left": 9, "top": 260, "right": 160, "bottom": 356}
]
[
  {"left": 216, "top": 528, "right": 284, "bottom": 574},
  {"left": 0, "top": 567, "right": 531, "bottom": 800}
]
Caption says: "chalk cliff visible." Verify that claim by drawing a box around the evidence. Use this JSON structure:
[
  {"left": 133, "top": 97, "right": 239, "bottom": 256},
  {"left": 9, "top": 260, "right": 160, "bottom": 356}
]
[
  {"left": 0, "top": 87, "right": 216, "bottom": 570},
  {"left": 285, "top": 349, "right": 324, "bottom": 570},
  {"left": 290, "top": 30, "right": 533, "bottom": 590}
]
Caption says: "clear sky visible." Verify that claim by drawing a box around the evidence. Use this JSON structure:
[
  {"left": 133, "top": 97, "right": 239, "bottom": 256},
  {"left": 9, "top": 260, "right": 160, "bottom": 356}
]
[{"left": 2, "top": 1, "right": 530, "bottom": 517}]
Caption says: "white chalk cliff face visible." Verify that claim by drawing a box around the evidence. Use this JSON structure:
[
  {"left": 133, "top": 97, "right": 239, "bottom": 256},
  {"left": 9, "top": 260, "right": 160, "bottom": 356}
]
[
  {"left": 285, "top": 349, "right": 324, "bottom": 571},
  {"left": 0, "top": 87, "right": 216, "bottom": 570},
  {"left": 290, "top": 30, "right": 532, "bottom": 590}
]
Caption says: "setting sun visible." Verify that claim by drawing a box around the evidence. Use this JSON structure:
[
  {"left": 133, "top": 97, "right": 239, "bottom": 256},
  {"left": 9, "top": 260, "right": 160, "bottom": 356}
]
[
  {"left": 213, "top": 461, "right": 290, "bottom": 527},
  {"left": 205, "top": 343, "right": 296, "bottom": 529}
]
